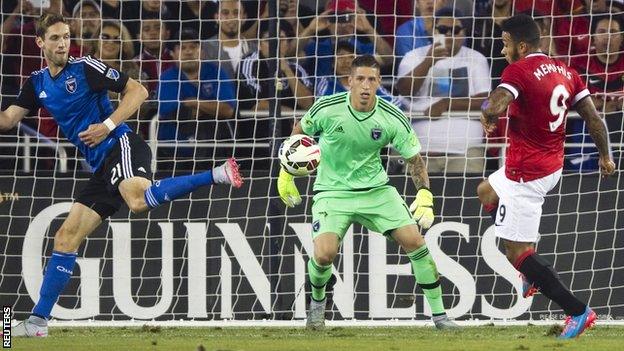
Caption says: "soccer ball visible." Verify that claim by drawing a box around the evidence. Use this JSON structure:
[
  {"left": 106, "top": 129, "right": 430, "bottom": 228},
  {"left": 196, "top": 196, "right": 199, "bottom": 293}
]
[{"left": 278, "top": 134, "right": 321, "bottom": 176}]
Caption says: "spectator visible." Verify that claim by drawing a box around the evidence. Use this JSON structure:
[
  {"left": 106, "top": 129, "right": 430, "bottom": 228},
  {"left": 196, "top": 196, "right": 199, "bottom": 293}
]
[
  {"left": 278, "top": 0, "right": 315, "bottom": 30},
  {"left": 395, "top": 0, "right": 447, "bottom": 57},
  {"left": 238, "top": 21, "right": 314, "bottom": 112},
  {"left": 69, "top": 0, "right": 101, "bottom": 56},
  {"left": 202, "top": 0, "right": 257, "bottom": 80},
  {"left": 300, "top": 0, "right": 393, "bottom": 77},
  {"left": 90, "top": 20, "right": 146, "bottom": 118},
  {"left": 237, "top": 21, "right": 314, "bottom": 139},
  {"left": 134, "top": 12, "right": 175, "bottom": 116},
  {"left": 354, "top": 0, "right": 414, "bottom": 42},
  {"left": 158, "top": 28, "right": 236, "bottom": 150},
  {"left": 571, "top": 14, "right": 624, "bottom": 113},
  {"left": 550, "top": 0, "right": 620, "bottom": 60},
  {"left": 473, "top": 0, "right": 511, "bottom": 90},
  {"left": 166, "top": 0, "right": 218, "bottom": 41},
  {"left": 568, "top": 14, "right": 624, "bottom": 169},
  {"left": 316, "top": 41, "right": 406, "bottom": 110},
  {"left": 91, "top": 20, "right": 136, "bottom": 69},
  {"left": 101, "top": 0, "right": 140, "bottom": 20},
  {"left": 397, "top": 8, "right": 490, "bottom": 173},
  {"left": 509, "top": 0, "right": 584, "bottom": 16}
]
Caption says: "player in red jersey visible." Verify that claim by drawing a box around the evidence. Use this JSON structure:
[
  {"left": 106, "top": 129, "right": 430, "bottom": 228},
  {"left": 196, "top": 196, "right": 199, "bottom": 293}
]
[{"left": 477, "top": 14, "right": 615, "bottom": 339}]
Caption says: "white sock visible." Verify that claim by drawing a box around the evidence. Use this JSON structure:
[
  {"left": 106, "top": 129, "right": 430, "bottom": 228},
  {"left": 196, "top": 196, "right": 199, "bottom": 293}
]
[{"left": 212, "top": 164, "right": 228, "bottom": 184}]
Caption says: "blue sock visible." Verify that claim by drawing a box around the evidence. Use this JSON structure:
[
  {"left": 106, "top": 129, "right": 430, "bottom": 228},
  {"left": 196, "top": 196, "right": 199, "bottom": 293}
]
[
  {"left": 144, "top": 171, "right": 213, "bottom": 209},
  {"left": 32, "top": 251, "right": 77, "bottom": 319}
]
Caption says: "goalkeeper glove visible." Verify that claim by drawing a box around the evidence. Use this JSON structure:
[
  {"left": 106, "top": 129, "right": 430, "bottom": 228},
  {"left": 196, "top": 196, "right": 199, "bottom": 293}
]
[
  {"left": 410, "top": 187, "right": 434, "bottom": 229},
  {"left": 277, "top": 168, "right": 301, "bottom": 207}
]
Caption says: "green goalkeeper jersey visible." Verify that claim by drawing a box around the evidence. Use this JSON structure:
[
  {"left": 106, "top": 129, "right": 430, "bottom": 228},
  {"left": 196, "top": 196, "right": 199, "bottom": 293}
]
[{"left": 300, "top": 92, "right": 421, "bottom": 192}]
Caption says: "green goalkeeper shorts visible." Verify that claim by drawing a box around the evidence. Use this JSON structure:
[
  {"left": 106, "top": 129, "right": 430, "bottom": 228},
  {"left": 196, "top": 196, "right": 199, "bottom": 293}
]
[{"left": 311, "top": 185, "right": 416, "bottom": 241}]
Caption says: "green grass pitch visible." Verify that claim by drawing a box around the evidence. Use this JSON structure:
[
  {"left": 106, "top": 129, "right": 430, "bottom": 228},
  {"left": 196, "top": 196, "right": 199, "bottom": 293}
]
[{"left": 9, "top": 325, "right": 624, "bottom": 351}]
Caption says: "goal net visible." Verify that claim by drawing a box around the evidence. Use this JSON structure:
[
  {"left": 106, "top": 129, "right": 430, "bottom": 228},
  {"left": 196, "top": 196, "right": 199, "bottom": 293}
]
[{"left": 0, "top": 0, "right": 622, "bottom": 325}]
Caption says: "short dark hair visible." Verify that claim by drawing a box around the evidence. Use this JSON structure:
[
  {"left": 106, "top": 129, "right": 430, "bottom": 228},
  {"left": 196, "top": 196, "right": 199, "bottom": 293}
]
[
  {"left": 590, "top": 13, "right": 624, "bottom": 35},
  {"left": 501, "top": 14, "right": 541, "bottom": 48},
  {"left": 335, "top": 40, "right": 356, "bottom": 54},
  {"left": 35, "top": 13, "right": 68, "bottom": 38},
  {"left": 351, "top": 54, "right": 379, "bottom": 71},
  {"left": 169, "top": 28, "right": 200, "bottom": 50},
  {"left": 434, "top": 7, "right": 469, "bottom": 33}
]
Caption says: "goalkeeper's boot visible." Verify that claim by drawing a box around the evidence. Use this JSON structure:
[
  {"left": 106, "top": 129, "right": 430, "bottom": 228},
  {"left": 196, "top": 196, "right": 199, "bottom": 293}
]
[
  {"left": 559, "top": 306, "right": 596, "bottom": 339},
  {"left": 215, "top": 158, "right": 243, "bottom": 188},
  {"left": 520, "top": 273, "right": 539, "bottom": 298},
  {"left": 306, "top": 298, "right": 326, "bottom": 330},
  {"left": 12, "top": 316, "right": 48, "bottom": 337},
  {"left": 432, "top": 314, "right": 459, "bottom": 330}
]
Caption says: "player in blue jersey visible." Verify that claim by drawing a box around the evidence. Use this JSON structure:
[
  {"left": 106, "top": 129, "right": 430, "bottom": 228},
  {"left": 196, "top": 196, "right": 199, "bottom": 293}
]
[{"left": 0, "top": 13, "right": 243, "bottom": 337}]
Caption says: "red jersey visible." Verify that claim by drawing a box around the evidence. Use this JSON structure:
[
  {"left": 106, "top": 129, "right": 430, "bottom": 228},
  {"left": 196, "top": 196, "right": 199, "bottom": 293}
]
[
  {"left": 553, "top": 15, "right": 591, "bottom": 58},
  {"left": 498, "top": 53, "right": 589, "bottom": 182},
  {"left": 570, "top": 52, "right": 624, "bottom": 94},
  {"left": 134, "top": 49, "right": 175, "bottom": 100}
]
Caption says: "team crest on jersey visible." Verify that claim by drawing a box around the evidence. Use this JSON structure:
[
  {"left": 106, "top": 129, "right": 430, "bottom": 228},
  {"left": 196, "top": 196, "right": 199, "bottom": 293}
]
[
  {"left": 65, "top": 77, "right": 77, "bottom": 93},
  {"left": 106, "top": 68, "right": 120, "bottom": 81},
  {"left": 312, "top": 220, "right": 320, "bottom": 232},
  {"left": 371, "top": 127, "right": 383, "bottom": 140}
]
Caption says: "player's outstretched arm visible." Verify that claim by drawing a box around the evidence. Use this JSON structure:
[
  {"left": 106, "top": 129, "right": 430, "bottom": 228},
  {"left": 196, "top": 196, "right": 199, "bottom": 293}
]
[
  {"left": 406, "top": 154, "right": 434, "bottom": 229},
  {"left": 0, "top": 105, "right": 29, "bottom": 132},
  {"left": 575, "top": 96, "right": 616, "bottom": 176},
  {"left": 79, "top": 78, "right": 148, "bottom": 147},
  {"left": 480, "top": 87, "right": 514, "bottom": 134}
]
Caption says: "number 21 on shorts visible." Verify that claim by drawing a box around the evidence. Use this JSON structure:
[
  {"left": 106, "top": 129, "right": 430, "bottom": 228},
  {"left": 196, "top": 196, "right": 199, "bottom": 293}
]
[{"left": 110, "top": 163, "right": 122, "bottom": 185}]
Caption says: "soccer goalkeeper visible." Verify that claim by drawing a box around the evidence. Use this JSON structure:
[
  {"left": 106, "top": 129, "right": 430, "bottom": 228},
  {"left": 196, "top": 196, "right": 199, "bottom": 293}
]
[{"left": 278, "top": 55, "right": 457, "bottom": 330}]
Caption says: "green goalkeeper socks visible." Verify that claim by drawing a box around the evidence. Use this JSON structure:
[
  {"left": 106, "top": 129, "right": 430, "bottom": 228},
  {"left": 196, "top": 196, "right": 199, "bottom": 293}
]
[
  {"left": 308, "top": 257, "right": 332, "bottom": 301},
  {"left": 407, "top": 245, "right": 446, "bottom": 315}
]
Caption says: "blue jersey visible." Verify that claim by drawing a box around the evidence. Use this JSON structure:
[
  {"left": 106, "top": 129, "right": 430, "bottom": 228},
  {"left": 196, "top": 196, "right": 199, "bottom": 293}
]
[
  {"left": 395, "top": 18, "right": 432, "bottom": 57},
  {"left": 157, "top": 61, "right": 236, "bottom": 141},
  {"left": 15, "top": 56, "right": 132, "bottom": 170}
]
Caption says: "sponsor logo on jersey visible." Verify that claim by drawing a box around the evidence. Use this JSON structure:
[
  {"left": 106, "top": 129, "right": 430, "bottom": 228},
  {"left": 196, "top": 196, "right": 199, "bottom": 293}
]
[
  {"left": 335, "top": 126, "right": 344, "bottom": 133},
  {"left": 65, "top": 77, "right": 77, "bottom": 93},
  {"left": 371, "top": 127, "right": 382, "bottom": 140},
  {"left": 138, "top": 167, "right": 146, "bottom": 173},
  {"left": 588, "top": 77, "right": 601, "bottom": 86},
  {"left": 56, "top": 265, "right": 73, "bottom": 274},
  {"left": 39, "top": 91, "right": 48, "bottom": 99},
  {"left": 106, "top": 68, "right": 120, "bottom": 81}
]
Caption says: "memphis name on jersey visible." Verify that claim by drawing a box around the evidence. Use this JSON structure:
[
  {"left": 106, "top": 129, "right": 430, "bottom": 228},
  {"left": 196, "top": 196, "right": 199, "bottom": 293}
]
[
  {"left": 532, "top": 63, "right": 573, "bottom": 81},
  {"left": 15, "top": 56, "right": 131, "bottom": 170}
]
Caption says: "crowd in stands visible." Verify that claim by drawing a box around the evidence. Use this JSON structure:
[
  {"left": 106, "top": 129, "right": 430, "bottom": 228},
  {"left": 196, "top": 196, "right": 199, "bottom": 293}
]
[{"left": 0, "top": 0, "right": 622, "bottom": 173}]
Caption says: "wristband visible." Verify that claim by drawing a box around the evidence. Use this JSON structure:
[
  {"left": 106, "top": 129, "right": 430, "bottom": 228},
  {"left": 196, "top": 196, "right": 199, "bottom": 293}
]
[{"left": 103, "top": 118, "right": 116, "bottom": 131}]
